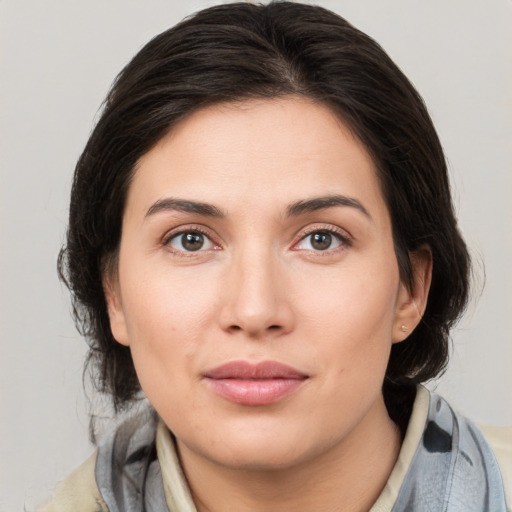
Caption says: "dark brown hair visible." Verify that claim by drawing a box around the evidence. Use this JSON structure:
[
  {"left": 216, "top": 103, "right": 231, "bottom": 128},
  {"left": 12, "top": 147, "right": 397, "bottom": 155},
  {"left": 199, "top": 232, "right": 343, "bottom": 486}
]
[{"left": 59, "top": 1, "right": 470, "bottom": 428}]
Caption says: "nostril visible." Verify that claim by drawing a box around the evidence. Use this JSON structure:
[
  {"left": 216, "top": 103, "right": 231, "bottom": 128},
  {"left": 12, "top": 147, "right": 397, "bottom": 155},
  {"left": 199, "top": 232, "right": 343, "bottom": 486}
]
[{"left": 229, "top": 324, "right": 281, "bottom": 333}]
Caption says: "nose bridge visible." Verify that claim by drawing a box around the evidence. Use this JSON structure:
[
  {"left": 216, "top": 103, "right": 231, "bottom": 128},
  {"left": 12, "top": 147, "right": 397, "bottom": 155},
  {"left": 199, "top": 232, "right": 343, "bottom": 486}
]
[{"left": 220, "top": 239, "right": 292, "bottom": 337}]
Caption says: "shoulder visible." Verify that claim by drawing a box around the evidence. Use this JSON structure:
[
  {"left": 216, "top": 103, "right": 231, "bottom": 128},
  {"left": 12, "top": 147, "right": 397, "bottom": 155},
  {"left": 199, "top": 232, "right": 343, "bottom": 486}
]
[
  {"left": 428, "top": 391, "right": 511, "bottom": 511},
  {"left": 41, "top": 406, "right": 161, "bottom": 512},
  {"left": 382, "top": 387, "right": 510, "bottom": 511},
  {"left": 429, "top": 392, "right": 510, "bottom": 509},
  {"left": 479, "top": 424, "right": 512, "bottom": 510},
  {"left": 39, "top": 452, "right": 108, "bottom": 512}
]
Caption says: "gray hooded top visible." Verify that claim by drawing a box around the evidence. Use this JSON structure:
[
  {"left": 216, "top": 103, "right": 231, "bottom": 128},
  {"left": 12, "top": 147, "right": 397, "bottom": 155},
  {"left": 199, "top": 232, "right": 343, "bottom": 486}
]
[{"left": 94, "top": 388, "right": 508, "bottom": 512}]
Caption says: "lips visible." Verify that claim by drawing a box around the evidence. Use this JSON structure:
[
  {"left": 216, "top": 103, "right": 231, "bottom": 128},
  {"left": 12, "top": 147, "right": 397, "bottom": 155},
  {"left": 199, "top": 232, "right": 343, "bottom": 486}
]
[{"left": 203, "top": 361, "right": 308, "bottom": 406}]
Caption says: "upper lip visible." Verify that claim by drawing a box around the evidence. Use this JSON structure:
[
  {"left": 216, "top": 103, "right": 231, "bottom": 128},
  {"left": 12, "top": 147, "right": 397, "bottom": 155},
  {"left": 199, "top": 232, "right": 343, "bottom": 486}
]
[{"left": 203, "top": 360, "right": 308, "bottom": 380}]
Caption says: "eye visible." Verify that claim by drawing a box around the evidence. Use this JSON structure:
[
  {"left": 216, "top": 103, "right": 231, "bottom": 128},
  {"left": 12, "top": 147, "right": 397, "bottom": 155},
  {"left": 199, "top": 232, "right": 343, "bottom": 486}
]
[
  {"left": 295, "top": 230, "right": 347, "bottom": 252},
  {"left": 167, "top": 230, "right": 215, "bottom": 252}
]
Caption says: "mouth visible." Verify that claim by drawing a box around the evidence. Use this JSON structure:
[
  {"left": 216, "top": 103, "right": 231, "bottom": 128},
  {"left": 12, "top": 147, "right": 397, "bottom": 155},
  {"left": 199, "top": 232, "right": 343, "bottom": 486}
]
[{"left": 202, "top": 360, "right": 309, "bottom": 406}]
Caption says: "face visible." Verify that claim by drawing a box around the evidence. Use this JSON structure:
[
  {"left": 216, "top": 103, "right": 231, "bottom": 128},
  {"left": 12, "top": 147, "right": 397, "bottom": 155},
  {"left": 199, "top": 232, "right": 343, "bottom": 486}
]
[{"left": 106, "top": 97, "right": 425, "bottom": 471}]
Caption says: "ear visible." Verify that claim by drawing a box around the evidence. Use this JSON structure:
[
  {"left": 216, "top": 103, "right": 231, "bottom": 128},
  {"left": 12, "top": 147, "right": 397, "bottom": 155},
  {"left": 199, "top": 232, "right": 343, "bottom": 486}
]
[
  {"left": 103, "top": 275, "right": 130, "bottom": 346},
  {"left": 392, "top": 246, "right": 432, "bottom": 343}
]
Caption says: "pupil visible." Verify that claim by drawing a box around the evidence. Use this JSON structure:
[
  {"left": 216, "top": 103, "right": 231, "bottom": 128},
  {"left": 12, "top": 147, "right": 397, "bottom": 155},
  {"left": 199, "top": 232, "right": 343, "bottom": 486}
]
[
  {"left": 311, "top": 232, "right": 331, "bottom": 250},
  {"left": 183, "top": 232, "right": 204, "bottom": 251}
]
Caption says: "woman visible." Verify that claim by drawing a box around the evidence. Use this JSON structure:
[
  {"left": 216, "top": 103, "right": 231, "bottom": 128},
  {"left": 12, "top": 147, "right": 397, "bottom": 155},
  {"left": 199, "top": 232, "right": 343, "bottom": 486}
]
[{"left": 46, "top": 2, "right": 510, "bottom": 511}]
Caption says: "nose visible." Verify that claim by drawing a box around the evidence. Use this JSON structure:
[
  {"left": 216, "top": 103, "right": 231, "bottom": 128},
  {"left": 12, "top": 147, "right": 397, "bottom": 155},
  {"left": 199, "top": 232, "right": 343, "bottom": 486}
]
[{"left": 218, "top": 247, "right": 295, "bottom": 339}]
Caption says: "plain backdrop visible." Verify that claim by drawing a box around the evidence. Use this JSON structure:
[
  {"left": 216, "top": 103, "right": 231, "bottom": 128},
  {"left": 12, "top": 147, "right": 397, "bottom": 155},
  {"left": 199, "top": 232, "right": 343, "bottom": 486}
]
[{"left": 1, "top": 0, "right": 511, "bottom": 510}]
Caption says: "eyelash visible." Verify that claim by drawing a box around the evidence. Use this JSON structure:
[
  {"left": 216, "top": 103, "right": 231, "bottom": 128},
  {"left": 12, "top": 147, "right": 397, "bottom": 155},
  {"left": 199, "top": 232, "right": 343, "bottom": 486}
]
[
  {"left": 162, "top": 224, "right": 352, "bottom": 256},
  {"left": 162, "top": 225, "right": 219, "bottom": 256},
  {"left": 293, "top": 225, "right": 352, "bottom": 254}
]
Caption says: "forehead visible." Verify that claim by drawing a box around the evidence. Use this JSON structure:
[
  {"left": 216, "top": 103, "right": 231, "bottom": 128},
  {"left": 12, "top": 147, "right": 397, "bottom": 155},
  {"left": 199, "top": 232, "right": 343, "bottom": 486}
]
[{"left": 128, "top": 97, "right": 388, "bottom": 224}]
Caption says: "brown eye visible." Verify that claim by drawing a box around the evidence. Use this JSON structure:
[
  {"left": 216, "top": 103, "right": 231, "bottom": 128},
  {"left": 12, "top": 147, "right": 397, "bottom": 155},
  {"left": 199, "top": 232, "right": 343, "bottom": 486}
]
[
  {"left": 295, "top": 229, "right": 347, "bottom": 252},
  {"left": 310, "top": 232, "right": 332, "bottom": 251},
  {"left": 182, "top": 233, "right": 204, "bottom": 251},
  {"left": 168, "top": 231, "right": 213, "bottom": 252}
]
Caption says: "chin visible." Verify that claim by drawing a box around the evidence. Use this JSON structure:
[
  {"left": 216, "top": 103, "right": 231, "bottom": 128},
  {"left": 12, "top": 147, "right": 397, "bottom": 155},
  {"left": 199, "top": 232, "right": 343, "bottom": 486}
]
[
  {"left": 210, "top": 445, "right": 306, "bottom": 472},
  {"left": 188, "top": 424, "right": 323, "bottom": 472}
]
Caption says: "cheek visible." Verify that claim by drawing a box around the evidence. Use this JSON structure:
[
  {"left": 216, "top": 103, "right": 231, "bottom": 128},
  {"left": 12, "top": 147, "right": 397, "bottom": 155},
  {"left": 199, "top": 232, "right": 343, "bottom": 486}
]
[
  {"left": 123, "top": 263, "right": 217, "bottom": 338},
  {"left": 295, "top": 262, "right": 399, "bottom": 371},
  {"left": 119, "top": 266, "right": 220, "bottom": 394}
]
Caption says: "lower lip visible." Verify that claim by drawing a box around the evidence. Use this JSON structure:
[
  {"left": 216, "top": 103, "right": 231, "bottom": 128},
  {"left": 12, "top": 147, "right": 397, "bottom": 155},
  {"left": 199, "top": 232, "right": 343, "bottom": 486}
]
[{"left": 205, "top": 378, "right": 305, "bottom": 405}]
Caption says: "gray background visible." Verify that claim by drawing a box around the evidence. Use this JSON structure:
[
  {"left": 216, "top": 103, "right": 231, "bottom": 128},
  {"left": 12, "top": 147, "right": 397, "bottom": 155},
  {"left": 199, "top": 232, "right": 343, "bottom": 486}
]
[{"left": 1, "top": 1, "right": 511, "bottom": 510}]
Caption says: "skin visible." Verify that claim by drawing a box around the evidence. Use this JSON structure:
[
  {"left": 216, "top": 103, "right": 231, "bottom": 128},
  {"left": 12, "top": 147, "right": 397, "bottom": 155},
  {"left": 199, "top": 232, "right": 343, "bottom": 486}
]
[{"left": 105, "top": 97, "right": 431, "bottom": 512}]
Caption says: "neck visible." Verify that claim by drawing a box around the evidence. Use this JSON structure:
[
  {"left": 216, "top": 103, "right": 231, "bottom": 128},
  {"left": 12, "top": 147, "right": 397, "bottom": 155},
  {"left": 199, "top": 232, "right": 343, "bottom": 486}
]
[{"left": 177, "top": 394, "right": 401, "bottom": 512}]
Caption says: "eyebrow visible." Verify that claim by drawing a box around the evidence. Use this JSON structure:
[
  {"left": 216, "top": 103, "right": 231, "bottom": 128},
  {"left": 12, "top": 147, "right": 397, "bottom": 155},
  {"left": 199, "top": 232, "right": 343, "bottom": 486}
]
[
  {"left": 145, "top": 198, "right": 225, "bottom": 218},
  {"left": 145, "top": 194, "right": 370, "bottom": 221},
  {"left": 286, "top": 194, "right": 371, "bottom": 219}
]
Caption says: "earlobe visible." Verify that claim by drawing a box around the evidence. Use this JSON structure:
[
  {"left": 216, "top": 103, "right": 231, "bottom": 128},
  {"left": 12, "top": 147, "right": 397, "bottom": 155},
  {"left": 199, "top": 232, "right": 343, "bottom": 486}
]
[
  {"left": 103, "top": 276, "right": 130, "bottom": 346},
  {"left": 392, "top": 247, "right": 432, "bottom": 343}
]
